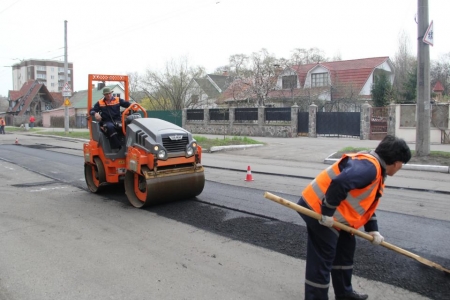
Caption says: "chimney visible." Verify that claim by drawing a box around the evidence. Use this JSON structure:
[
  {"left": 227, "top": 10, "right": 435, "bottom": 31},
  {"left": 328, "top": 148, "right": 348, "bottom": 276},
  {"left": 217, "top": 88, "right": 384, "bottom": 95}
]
[{"left": 97, "top": 82, "right": 105, "bottom": 90}]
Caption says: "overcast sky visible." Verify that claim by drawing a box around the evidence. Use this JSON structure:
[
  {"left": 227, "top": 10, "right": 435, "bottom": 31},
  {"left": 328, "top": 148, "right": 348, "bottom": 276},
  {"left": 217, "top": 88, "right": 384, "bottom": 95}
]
[{"left": 0, "top": 0, "right": 449, "bottom": 96}]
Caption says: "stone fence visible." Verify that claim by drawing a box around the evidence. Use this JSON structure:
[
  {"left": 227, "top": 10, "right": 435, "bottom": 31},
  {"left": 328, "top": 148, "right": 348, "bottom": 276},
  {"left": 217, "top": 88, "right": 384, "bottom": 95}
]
[
  {"left": 183, "top": 102, "right": 450, "bottom": 143},
  {"left": 183, "top": 103, "right": 373, "bottom": 139}
]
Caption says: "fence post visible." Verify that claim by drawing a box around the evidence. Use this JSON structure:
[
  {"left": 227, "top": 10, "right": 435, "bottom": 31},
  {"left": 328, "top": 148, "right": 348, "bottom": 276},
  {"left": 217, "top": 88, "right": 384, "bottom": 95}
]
[
  {"left": 182, "top": 109, "right": 187, "bottom": 128},
  {"left": 387, "top": 104, "right": 396, "bottom": 136},
  {"left": 258, "top": 106, "right": 265, "bottom": 134},
  {"left": 291, "top": 104, "right": 299, "bottom": 137},
  {"left": 229, "top": 107, "right": 235, "bottom": 135},
  {"left": 308, "top": 102, "right": 318, "bottom": 138},
  {"left": 360, "top": 101, "right": 371, "bottom": 140},
  {"left": 204, "top": 108, "right": 210, "bottom": 128}
]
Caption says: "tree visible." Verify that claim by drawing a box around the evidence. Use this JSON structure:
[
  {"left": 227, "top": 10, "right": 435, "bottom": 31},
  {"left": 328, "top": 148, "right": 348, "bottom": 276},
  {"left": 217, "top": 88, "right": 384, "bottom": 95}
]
[
  {"left": 127, "top": 72, "right": 143, "bottom": 102},
  {"left": 392, "top": 30, "right": 416, "bottom": 102},
  {"left": 290, "top": 47, "right": 327, "bottom": 65},
  {"left": 0, "top": 96, "right": 9, "bottom": 112},
  {"left": 401, "top": 68, "right": 417, "bottom": 103},
  {"left": 228, "top": 54, "right": 250, "bottom": 77},
  {"left": 139, "top": 57, "right": 205, "bottom": 110},
  {"left": 219, "top": 49, "right": 280, "bottom": 107},
  {"left": 247, "top": 49, "right": 280, "bottom": 106},
  {"left": 430, "top": 53, "right": 450, "bottom": 96},
  {"left": 371, "top": 72, "right": 393, "bottom": 107}
]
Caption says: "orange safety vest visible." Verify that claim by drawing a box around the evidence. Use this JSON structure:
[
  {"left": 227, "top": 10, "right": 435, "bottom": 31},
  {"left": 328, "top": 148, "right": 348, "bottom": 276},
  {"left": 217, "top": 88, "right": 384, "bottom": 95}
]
[
  {"left": 98, "top": 97, "right": 120, "bottom": 107},
  {"left": 0, "top": 119, "right": 5, "bottom": 126},
  {"left": 302, "top": 153, "right": 384, "bottom": 229}
]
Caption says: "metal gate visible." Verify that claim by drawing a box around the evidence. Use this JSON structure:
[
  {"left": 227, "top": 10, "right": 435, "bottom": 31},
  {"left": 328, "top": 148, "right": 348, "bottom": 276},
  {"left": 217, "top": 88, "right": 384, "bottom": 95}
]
[
  {"left": 316, "top": 112, "right": 360, "bottom": 137},
  {"left": 297, "top": 112, "right": 309, "bottom": 135},
  {"left": 370, "top": 107, "right": 388, "bottom": 140}
]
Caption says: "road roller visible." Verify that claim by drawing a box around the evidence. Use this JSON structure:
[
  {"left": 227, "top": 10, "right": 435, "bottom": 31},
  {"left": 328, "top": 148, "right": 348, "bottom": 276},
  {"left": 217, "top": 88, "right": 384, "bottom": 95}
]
[{"left": 83, "top": 74, "right": 205, "bottom": 208}]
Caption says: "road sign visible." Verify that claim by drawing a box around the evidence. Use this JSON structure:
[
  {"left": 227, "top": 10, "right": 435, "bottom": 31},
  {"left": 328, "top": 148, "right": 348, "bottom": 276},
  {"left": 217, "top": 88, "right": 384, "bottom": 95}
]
[
  {"left": 423, "top": 20, "right": 433, "bottom": 46},
  {"left": 62, "top": 82, "right": 72, "bottom": 97},
  {"left": 64, "top": 98, "right": 71, "bottom": 106},
  {"left": 63, "top": 82, "right": 71, "bottom": 91}
]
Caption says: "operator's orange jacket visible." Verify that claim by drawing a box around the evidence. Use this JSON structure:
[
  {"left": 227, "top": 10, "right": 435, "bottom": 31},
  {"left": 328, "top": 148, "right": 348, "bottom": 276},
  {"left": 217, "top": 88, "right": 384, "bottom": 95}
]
[
  {"left": 302, "top": 153, "right": 384, "bottom": 229},
  {"left": 0, "top": 119, "right": 5, "bottom": 126},
  {"left": 98, "top": 97, "right": 120, "bottom": 107}
]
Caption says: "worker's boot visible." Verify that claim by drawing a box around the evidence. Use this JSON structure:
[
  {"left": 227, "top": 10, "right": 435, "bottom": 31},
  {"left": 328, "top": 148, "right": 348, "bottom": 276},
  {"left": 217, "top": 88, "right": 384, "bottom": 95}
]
[{"left": 335, "top": 290, "right": 368, "bottom": 300}]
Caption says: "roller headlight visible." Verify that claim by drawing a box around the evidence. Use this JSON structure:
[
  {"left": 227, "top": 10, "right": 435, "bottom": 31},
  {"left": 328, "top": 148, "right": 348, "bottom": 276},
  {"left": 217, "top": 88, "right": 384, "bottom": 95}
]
[
  {"left": 186, "top": 146, "right": 194, "bottom": 157},
  {"left": 157, "top": 149, "right": 166, "bottom": 159}
]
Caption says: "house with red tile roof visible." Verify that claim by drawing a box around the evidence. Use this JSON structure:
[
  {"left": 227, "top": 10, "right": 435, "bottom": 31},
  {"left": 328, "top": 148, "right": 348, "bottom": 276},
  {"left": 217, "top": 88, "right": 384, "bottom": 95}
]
[
  {"left": 1, "top": 80, "right": 63, "bottom": 126},
  {"left": 221, "top": 56, "right": 394, "bottom": 110}
]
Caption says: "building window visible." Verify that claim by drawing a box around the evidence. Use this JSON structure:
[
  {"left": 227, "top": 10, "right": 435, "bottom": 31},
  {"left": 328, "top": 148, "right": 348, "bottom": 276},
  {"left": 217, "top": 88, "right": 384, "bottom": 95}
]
[
  {"left": 51, "top": 67, "right": 54, "bottom": 72},
  {"left": 37, "top": 66, "right": 46, "bottom": 71},
  {"left": 282, "top": 75, "right": 297, "bottom": 89},
  {"left": 311, "top": 73, "right": 328, "bottom": 87},
  {"left": 51, "top": 83, "right": 55, "bottom": 87},
  {"left": 113, "top": 93, "right": 121, "bottom": 98},
  {"left": 37, "top": 74, "right": 46, "bottom": 79}
]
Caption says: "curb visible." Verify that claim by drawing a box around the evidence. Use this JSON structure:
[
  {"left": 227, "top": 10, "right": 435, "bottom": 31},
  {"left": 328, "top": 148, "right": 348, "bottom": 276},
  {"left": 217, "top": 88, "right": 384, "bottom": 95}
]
[
  {"left": 324, "top": 154, "right": 450, "bottom": 174},
  {"left": 210, "top": 144, "right": 264, "bottom": 153}
]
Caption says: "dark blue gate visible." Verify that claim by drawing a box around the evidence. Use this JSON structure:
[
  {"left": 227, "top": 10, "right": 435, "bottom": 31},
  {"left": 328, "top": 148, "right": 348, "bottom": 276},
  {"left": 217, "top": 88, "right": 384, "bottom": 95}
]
[
  {"left": 297, "top": 112, "right": 309, "bottom": 134},
  {"left": 316, "top": 112, "right": 360, "bottom": 137}
]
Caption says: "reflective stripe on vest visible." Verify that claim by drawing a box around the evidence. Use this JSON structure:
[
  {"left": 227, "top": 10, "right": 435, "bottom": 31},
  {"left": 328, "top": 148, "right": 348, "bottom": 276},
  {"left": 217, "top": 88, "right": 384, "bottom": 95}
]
[
  {"left": 302, "top": 153, "right": 384, "bottom": 229},
  {"left": 98, "top": 97, "right": 120, "bottom": 107}
]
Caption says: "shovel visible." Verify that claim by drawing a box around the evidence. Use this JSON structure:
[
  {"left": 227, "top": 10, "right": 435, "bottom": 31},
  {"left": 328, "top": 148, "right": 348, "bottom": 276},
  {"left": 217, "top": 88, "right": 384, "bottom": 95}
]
[{"left": 264, "top": 191, "right": 450, "bottom": 274}]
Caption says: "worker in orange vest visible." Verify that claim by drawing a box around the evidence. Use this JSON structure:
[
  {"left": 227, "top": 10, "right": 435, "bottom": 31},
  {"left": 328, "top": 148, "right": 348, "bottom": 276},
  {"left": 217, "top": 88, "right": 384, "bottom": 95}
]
[
  {"left": 0, "top": 117, "right": 5, "bottom": 134},
  {"left": 297, "top": 135, "right": 411, "bottom": 300}
]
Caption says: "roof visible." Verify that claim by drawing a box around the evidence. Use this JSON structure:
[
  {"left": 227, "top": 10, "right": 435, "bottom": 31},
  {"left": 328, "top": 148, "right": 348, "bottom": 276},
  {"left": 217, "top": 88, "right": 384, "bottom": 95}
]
[
  {"left": 433, "top": 81, "right": 444, "bottom": 92},
  {"left": 295, "top": 56, "right": 391, "bottom": 89},
  {"left": 194, "top": 78, "right": 220, "bottom": 98},
  {"left": 190, "top": 74, "right": 235, "bottom": 103},
  {"left": 8, "top": 80, "right": 62, "bottom": 115},
  {"left": 207, "top": 74, "right": 233, "bottom": 91}
]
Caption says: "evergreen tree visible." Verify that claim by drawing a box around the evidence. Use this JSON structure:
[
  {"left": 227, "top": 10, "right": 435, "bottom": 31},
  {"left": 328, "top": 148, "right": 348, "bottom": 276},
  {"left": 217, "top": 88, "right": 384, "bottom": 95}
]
[
  {"left": 401, "top": 68, "right": 417, "bottom": 103},
  {"left": 371, "top": 72, "right": 392, "bottom": 107}
]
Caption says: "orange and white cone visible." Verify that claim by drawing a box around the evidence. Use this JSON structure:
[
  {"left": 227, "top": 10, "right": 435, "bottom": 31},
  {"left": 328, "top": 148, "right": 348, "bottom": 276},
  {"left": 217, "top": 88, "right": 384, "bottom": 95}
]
[
  {"left": 244, "top": 165, "right": 254, "bottom": 181},
  {"left": 15, "top": 137, "right": 19, "bottom": 144}
]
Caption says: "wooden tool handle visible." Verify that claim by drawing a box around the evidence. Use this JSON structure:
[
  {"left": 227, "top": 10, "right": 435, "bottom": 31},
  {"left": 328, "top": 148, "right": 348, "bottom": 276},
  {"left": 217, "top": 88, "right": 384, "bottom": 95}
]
[{"left": 263, "top": 192, "right": 450, "bottom": 274}]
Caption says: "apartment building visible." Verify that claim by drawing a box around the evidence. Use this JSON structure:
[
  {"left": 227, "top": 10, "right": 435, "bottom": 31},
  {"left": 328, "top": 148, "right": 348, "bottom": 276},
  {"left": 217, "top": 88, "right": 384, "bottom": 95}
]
[{"left": 11, "top": 59, "right": 73, "bottom": 93}]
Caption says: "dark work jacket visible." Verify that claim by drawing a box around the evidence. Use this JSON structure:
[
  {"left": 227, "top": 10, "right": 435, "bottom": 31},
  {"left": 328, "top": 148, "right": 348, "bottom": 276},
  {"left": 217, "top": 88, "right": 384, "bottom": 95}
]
[{"left": 90, "top": 97, "right": 131, "bottom": 122}]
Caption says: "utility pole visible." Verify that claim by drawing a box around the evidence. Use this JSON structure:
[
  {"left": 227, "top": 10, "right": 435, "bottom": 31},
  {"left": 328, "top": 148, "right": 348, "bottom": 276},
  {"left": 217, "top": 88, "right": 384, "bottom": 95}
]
[
  {"left": 416, "top": 0, "right": 431, "bottom": 156},
  {"left": 64, "top": 20, "right": 70, "bottom": 133}
]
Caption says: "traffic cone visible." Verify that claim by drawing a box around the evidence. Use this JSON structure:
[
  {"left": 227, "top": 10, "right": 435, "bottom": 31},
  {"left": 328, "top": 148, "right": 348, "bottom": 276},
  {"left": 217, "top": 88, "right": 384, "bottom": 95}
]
[
  {"left": 15, "top": 137, "right": 19, "bottom": 144},
  {"left": 244, "top": 165, "right": 254, "bottom": 181}
]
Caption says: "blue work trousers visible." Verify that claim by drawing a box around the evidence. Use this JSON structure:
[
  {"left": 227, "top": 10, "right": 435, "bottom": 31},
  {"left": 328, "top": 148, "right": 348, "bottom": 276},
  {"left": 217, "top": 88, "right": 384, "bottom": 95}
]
[
  {"left": 298, "top": 197, "right": 356, "bottom": 300},
  {"left": 102, "top": 120, "right": 121, "bottom": 149}
]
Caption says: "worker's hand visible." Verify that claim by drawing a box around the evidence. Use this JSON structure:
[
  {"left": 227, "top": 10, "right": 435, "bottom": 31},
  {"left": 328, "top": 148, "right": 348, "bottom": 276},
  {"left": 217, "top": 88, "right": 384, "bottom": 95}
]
[
  {"left": 369, "top": 231, "right": 384, "bottom": 245},
  {"left": 94, "top": 112, "right": 102, "bottom": 121},
  {"left": 319, "top": 215, "right": 334, "bottom": 227}
]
